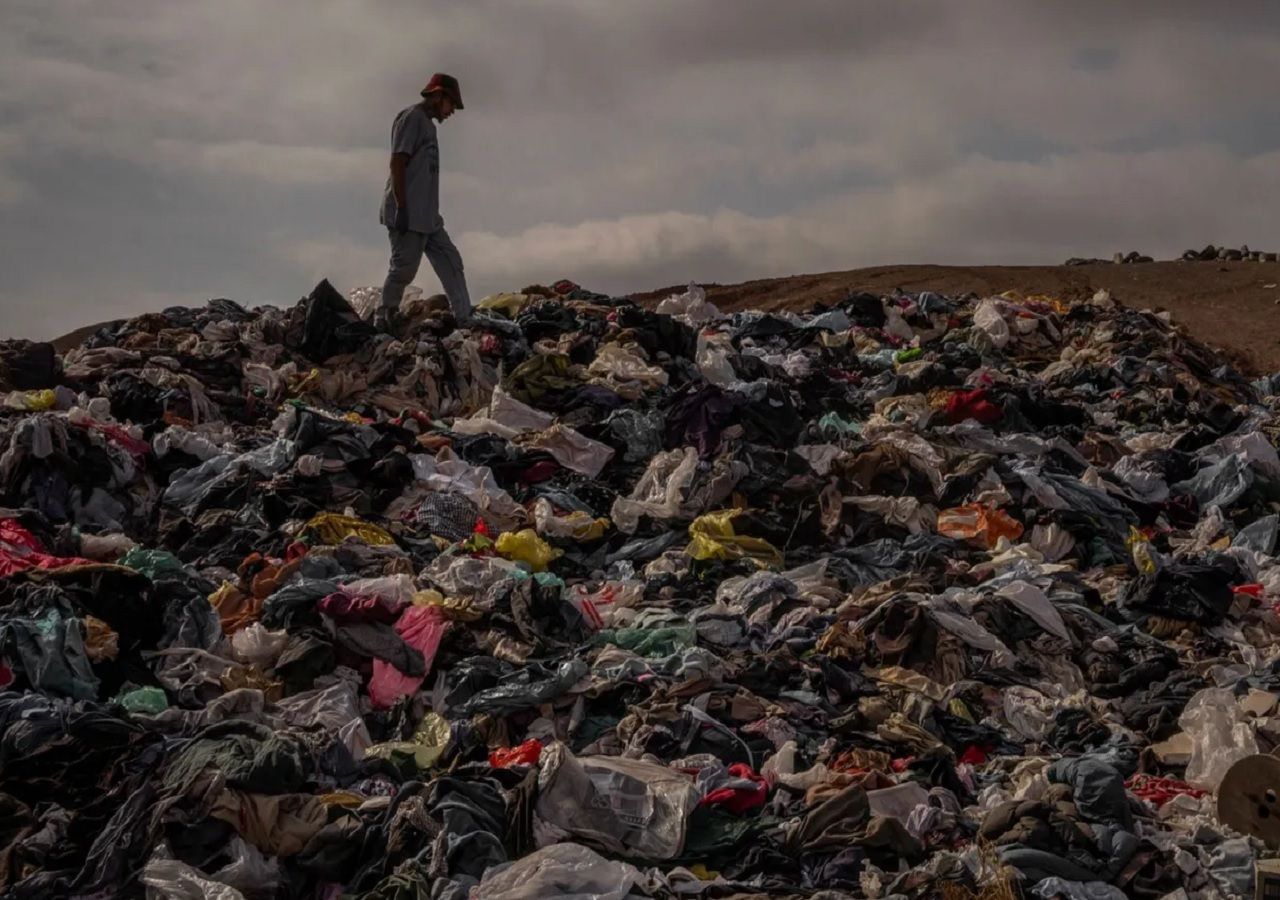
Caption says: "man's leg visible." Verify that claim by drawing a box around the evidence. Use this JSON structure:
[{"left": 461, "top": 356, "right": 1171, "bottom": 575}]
[
  {"left": 380, "top": 229, "right": 427, "bottom": 313},
  {"left": 423, "top": 227, "right": 472, "bottom": 320}
]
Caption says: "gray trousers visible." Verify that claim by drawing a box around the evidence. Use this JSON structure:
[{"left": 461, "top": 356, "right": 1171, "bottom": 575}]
[{"left": 381, "top": 227, "right": 472, "bottom": 318}]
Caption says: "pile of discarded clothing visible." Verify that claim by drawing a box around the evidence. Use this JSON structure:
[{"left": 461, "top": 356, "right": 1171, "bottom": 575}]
[{"left": 2, "top": 276, "right": 1279, "bottom": 899}]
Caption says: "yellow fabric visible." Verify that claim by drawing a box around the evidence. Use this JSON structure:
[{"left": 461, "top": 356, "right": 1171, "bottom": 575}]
[
  {"left": 1127, "top": 526, "right": 1158, "bottom": 575},
  {"left": 686, "top": 509, "right": 783, "bottom": 568},
  {"left": 477, "top": 292, "right": 534, "bottom": 315},
  {"left": 364, "top": 712, "right": 452, "bottom": 769},
  {"left": 496, "top": 528, "right": 562, "bottom": 571},
  {"left": 304, "top": 512, "right": 395, "bottom": 546}
]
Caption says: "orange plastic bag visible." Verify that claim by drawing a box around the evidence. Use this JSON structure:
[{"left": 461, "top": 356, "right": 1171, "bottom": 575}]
[{"left": 936, "top": 503, "right": 1022, "bottom": 548}]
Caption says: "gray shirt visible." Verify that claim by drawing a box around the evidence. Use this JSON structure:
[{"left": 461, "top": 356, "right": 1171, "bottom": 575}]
[{"left": 379, "top": 104, "right": 440, "bottom": 234}]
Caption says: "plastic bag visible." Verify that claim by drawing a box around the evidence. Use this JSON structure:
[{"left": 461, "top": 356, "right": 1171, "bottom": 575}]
[
  {"left": 496, "top": 529, "right": 562, "bottom": 572},
  {"left": 533, "top": 499, "right": 609, "bottom": 542},
  {"left": 3, "top": 389, "right": 56, "bottom": 411},
  {"left": 936, "top": 503, "right": 1023, "bottom": 548},
  {"left": 566, "top": 580, "right": 644, "bottom": 630},
  {"left": 971, "top": 299, "right": 1011, "bottom": 349},
  {"left": 303, "top": 512, "right": 395, "bottom": 547},
  {"left": 141, "top": 857, "right": 246, "bottom": 900},
  {"left": 365, "top": 711, "right": 452, "bottom": 769},
  {"left": 1180, "top": 687, "right": 1258, "bottom": 790},
  {"left": 611, "top": 448, "right": 700, "bottom": 534},
  {"left": 586, "top": 343, "right": 669, "bottom": 392},
  {"left": 695, "top": 332, "right": 739, "bottom": 388},
  {"left": 490, "top": 739, "right": 543, "bottom": 768},
  {"left": 335, "top": 574, "right": 417, "bottom": 607},
  {"left": 656, "top": 283, "right": 723, "bottom": 325},
  {"left": 230, "top": 623, "right": 290, "bottom": 670},
  {"left": 119, "top": 686, "right": 168, "bottom": 714},
  {"left": 475, "top": 843, "right": 639, "bottom": 900},
  {"left": 535, "top": 742, "right": 699, "bottom": 859},
  {"left": 686, "top": 510, "right": 783, "bottom": 568}
]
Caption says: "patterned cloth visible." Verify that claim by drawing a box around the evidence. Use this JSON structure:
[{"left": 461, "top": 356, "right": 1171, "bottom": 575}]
[{"left": 414, "top": 492, "right": 479, "bottom": 541}]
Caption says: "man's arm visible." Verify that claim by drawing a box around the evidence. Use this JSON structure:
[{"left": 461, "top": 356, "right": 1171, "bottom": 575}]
[{"left": 389, "top": 153, "right": 410, "bottom": 208}]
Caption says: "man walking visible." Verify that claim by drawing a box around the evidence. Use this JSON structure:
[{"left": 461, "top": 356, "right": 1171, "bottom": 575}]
[{"left": 376, "top": 73, "right": 472, "bottom": 329}]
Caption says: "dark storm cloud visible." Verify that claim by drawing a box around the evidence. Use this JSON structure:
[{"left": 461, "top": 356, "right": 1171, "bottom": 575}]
[{"left": 1, "top": 1, "right": 1279, "bottom": 338}]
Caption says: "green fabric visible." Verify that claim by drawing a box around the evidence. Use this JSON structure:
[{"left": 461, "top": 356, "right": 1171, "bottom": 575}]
[
  {"left": 818, "top": 412, "right": 861, "bottom": 436},
  {"left": 119, "top": 548, "right": 188, "bottom": 580},
  {"left": 164, "top": 723, "right": 307, "bottom": 795},
  {"left": 591, "top": 624, "right": 696, "bottom": 657},
  {"left": 119, "top": 686, "right": 167, "bottom": 714}
]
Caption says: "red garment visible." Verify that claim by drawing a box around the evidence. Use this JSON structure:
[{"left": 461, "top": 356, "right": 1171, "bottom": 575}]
[
  {"left": 478, "top": 334, "right": 501, "bottom": 355},
  {"left": 699, "top": 763, "right": 769, "bottom": 814},
  {"left": 1126, "top": 774, "right": 1205, "bottom": 807},
  {"left": 1234, "top": 583, "right": 1264, "bottom": 598},
  {"left": 945, "top": 389, "right": 1004, "bottom": 425},
  {"left": 490, "top": 740, "right": 542, "bottom": 768},
  {"left": 520, "top": 460, "right": 560, "bottom": 484},
  {"left": 76, "top": 420, "right": 151, "bottom": 459},
  {"left": 369, "top": 606, "right": 450, "bottom": 709},
  {"left": 0, "top": 519, "right": 93, "bottom": 578},
  {"left": 958, "top": 745, "right": 989, "bottom": 765}
]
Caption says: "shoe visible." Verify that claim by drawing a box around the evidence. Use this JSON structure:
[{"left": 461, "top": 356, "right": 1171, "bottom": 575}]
[{"left": 372, "top": 308, "right": 399, "bottom": 333}]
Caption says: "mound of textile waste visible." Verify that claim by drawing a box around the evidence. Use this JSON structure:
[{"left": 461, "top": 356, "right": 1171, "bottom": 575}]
[{"left": 2, "top": 277, "right": 1279, "bottom": 898}]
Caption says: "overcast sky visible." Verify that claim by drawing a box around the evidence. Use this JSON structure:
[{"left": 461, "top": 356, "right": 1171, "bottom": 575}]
[{"left": 4, "top": 1, "right": 1280, "bottom": 338}]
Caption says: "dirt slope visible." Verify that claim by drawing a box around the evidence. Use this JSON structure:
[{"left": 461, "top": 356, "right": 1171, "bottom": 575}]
[{"left": 633, "top": 261, "right": 1280, "bottom": 374}]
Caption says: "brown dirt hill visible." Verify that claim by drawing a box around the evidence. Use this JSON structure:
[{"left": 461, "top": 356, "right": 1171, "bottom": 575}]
[{"left": 632, "top": 261, "right": 1280, "bottom": 374}]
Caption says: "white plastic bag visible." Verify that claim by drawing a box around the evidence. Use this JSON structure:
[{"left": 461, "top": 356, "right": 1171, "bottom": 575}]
[
  {"left": 695, "top": 332, "right": 739, "bottom": 388},
  {"left": 229, "top": 623, "right": 290, "bottom": 671},
  {"left": 972, "top": 299, "right": 1011, "bottom": 349},
  {"left": 656, "top": 283, "right": 723, "bottom": 325},
  {"left": 1180, "top": 687, "right": 1258, "bottom": 790},
  {"left": 535, "top": 743, "right": 699, "bottom": 859},
  {"left": 610, "top": 448, "right": 699, "bottom": 534},
  {"left": 476, "top": 843, "right": 639, "bottom": 900}
]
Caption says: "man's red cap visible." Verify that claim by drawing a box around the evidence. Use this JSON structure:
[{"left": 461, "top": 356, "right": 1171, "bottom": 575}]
[{"left": 421, "top": 73, "right": 464, "bottom": 109}]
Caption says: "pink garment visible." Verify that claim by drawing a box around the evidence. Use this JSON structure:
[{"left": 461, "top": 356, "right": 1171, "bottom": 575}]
[{"left": 369, "top": 606, "right": 450, "bottom": 709}]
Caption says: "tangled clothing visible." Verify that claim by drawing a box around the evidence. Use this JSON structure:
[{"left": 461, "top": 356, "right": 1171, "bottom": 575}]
[
  {"left": 210, "top": 788, "right": 330, "bottom": 857},
  {"left": 163, "top": 721, "right": 309, "bottom": 796},
  {"left": 785, "top": 783, "right": 925, "bottom": 864},
  {"left": 381, "top": 226, "right": 472, "bottom": 320}
]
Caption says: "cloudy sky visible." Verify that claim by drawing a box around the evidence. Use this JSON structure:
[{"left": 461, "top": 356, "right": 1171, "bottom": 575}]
[{"left": 4, "top": 1, "right": 1280, "bottom": 338}]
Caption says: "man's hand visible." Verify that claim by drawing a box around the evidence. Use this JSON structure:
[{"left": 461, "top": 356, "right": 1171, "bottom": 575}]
[{"left": 394, "top": 206, "right": 410, "bottom": 233}]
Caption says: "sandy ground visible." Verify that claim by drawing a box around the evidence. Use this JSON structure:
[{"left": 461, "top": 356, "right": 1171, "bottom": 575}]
[{"left": 633, "top": 261, "right": 1280, "bottom": 374}]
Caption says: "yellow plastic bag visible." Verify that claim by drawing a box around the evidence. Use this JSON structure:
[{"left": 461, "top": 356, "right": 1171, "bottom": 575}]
[
  {"left": 1126, "top": 526, "right": 1158, "bottom": 575},
  {"left": 496, "top": 528, "right": 562, "bottom": 572},
  {"left": 364, "top": 712, "right": 451, "bottom": 769},
  {"left": 304, "top": 512, "right": 395, "bottom": 546},
  {"left": 686, "top": 509, "right": 783, "bottom": 568},
  {"left": 477, "top": 292, "right": 534, "bottom": 316},
  {"left": 4, "top": 389, "right": 56, "bottom": 411}
]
